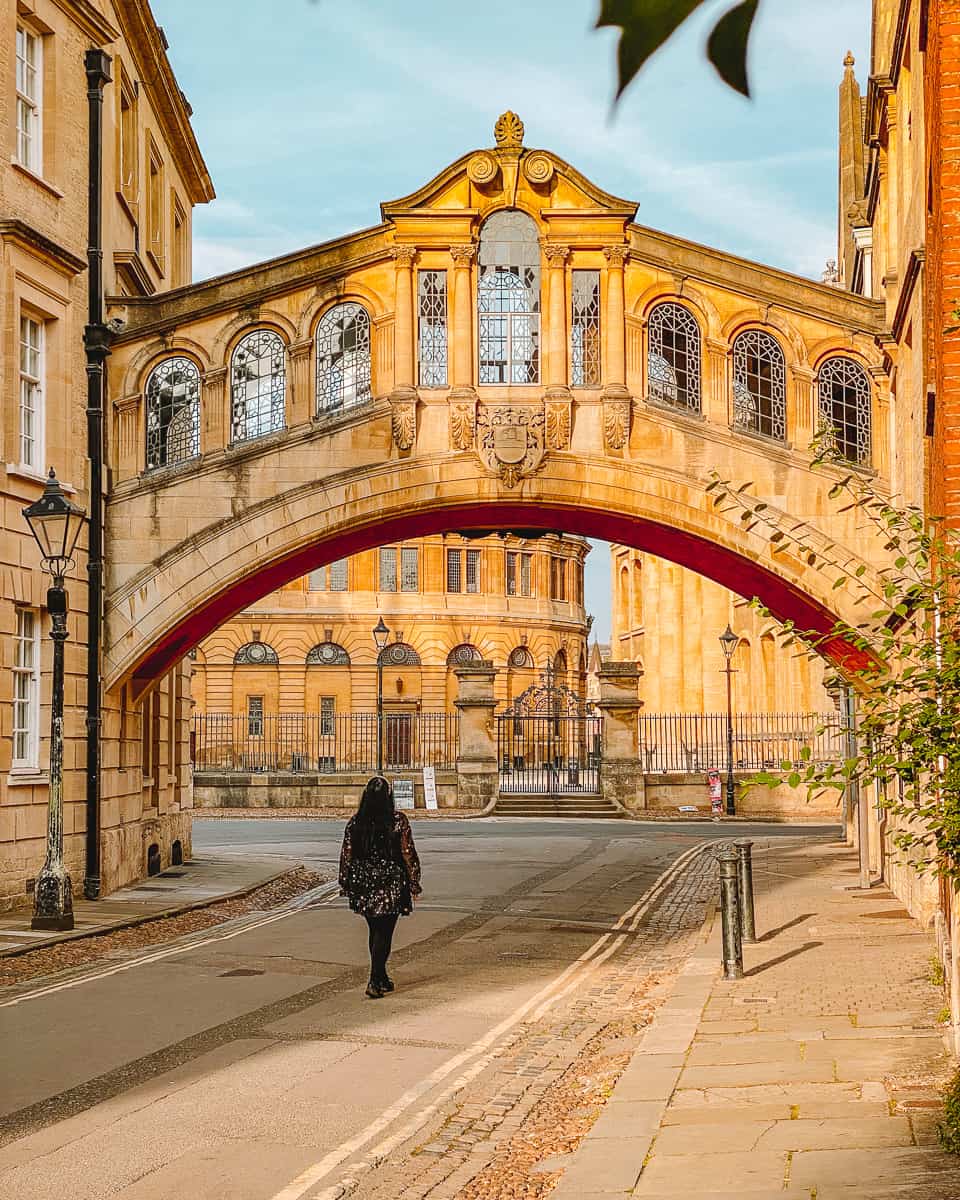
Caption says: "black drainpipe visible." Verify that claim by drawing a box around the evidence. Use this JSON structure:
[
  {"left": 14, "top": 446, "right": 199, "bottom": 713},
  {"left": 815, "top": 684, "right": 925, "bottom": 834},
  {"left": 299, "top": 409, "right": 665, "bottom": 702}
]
[{"left": 83, "top": 49, "right": 112, "bottom": 901}]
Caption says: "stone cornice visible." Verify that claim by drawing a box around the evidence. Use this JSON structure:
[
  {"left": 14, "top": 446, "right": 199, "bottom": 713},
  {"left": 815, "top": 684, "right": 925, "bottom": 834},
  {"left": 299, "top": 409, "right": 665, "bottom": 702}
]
[
  {"left": 0, "top": 219, "right": 87, "bottom": 276},
  {"left": 51, "top": 0, "right": 120, "bottom": 43}
]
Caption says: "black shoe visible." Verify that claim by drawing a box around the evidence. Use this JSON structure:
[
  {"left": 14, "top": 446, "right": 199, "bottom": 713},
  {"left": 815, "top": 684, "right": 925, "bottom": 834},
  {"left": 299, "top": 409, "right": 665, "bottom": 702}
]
[
  {"left": 379, "top": 975, "right": 395, "bottom": 993},
  {"left": 365, "top": 981, "right": 385, "bottom": 999}
]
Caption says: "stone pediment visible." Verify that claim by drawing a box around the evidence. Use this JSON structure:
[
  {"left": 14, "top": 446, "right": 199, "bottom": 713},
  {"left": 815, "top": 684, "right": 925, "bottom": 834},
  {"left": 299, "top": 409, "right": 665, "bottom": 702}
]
[{"left": 380, "top": 111, "right": 638, "bottom": 231}]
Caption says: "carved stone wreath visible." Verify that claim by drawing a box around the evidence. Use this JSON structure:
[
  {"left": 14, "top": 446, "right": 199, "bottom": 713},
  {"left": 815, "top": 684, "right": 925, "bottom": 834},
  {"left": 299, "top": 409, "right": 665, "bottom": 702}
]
[{"left": 476, "top": 404, "right": 546, "bottom": 488}]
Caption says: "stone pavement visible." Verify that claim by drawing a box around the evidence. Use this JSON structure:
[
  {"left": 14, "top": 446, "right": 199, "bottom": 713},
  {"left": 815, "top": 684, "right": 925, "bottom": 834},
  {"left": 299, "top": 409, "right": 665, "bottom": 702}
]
[
  {"left": 0, "top": 854, "right": 293, "bottom": 955},
  {"left": 551, "top": 838, "right": 959, "bottom": 1200}
]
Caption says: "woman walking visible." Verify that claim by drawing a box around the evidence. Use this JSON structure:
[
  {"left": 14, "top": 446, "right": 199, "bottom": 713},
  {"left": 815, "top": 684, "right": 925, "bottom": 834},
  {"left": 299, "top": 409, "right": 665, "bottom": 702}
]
[{"left": 339, "top": 776, "right": 422, "bottom": 999}]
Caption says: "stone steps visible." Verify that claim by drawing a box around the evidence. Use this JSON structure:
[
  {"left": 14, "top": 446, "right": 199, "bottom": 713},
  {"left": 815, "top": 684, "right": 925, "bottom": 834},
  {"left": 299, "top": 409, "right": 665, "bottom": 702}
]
[{"left": 494, "top": 795, "right": 623, "bottom": 819}]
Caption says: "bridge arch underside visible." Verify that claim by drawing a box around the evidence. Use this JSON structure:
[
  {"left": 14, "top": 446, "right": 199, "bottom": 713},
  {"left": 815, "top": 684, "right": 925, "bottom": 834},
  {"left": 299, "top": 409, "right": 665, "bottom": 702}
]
[{"left": 109, "top": 461, "right": 876, "bottom": 697}]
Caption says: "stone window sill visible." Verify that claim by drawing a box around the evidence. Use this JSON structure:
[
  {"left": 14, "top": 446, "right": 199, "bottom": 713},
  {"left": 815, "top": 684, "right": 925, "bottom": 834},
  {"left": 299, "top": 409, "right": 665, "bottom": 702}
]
[
  {"left": 6, "top": 464, "right": 78, "bottom": 492},
  {"left": 7, "top": 771, "right": 49, "bottom": 788},
  {"left": 10, "top": 159, "right": 64, "bottom": 199}
]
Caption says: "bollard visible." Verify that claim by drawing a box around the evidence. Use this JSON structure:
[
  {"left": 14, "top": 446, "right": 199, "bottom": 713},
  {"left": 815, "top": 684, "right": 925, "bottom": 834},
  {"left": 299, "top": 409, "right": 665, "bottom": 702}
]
[
  {"left": 735, "top": 839, "right": 757, "bottom": 943},
  {"left": 718, "top": 845, "right": 744, "bottom": 980}
]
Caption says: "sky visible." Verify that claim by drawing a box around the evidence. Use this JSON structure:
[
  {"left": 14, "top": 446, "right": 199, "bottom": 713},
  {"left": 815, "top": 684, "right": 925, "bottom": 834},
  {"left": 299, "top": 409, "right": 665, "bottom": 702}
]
[{"left": 155, "top": 0, "right": 872, "bottom": 641}]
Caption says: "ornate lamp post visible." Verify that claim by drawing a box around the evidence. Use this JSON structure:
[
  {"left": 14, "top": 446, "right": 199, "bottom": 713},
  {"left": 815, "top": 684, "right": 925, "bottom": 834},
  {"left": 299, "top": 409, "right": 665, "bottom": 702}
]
[
  {"left": 373, "top": 617, "right": 390, "bottom": 773},
  {"left": 719, "top": 624, "right": 740, "bottom": 817},
  {"left": 22, "top": 469, "right": 87, "bottom": 930}
]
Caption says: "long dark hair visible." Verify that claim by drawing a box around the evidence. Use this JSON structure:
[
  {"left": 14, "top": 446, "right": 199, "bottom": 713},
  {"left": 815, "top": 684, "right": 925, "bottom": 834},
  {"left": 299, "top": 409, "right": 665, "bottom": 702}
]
[{"left": 352, "top": 776, "right": 396, "bottom": 858}]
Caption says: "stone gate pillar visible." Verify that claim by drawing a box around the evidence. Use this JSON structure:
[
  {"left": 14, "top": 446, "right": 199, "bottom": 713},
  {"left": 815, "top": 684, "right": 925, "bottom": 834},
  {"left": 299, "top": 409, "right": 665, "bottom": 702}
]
[
  {"left": 597, "top": 661, "right": 644, "bottom": 813},
  {"left": 454, "top": 660, "right": 498, "bottom": 811}
]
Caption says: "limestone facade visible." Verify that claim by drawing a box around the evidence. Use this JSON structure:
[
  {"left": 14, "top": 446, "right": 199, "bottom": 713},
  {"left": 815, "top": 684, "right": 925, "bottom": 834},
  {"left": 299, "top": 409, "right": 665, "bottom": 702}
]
[{"left": 0, "top": 0, "right": 213, "bottom": 909}]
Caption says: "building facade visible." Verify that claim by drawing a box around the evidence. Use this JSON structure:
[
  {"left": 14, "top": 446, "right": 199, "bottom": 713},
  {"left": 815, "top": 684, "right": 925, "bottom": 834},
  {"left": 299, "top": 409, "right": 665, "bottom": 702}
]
[{"left": 0, "top": 0, "right": 213, "bottom": 910}]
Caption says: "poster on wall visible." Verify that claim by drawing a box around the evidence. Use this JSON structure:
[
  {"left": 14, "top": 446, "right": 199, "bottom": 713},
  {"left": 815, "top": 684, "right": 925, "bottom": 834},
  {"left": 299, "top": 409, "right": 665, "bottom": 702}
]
[
  {"left": 423, "top": 766, "right": 438, "bottom": 811},
  {"left": 394, "top": 779, "right": 415, "bottom": 810}
]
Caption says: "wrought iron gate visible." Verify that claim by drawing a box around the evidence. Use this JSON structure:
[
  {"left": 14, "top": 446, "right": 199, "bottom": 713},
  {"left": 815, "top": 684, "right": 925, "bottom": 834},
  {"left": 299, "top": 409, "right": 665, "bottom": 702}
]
[{"left": 497, "top": 668, "right": 602, "bottom": 795}]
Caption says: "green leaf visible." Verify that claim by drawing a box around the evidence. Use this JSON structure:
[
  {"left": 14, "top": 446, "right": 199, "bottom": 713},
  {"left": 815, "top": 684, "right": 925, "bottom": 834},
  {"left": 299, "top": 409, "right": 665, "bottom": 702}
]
[
  {"left": 596, "top": 0, "right": 708, "bottom": 99},
  {"left": 707, "top": 0, "right": 759, "bottom": 96}
]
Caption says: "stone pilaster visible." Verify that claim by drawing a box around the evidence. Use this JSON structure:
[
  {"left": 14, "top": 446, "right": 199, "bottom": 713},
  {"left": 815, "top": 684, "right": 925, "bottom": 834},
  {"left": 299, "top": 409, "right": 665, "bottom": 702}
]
[
  {"left": 602, "top": 245, "right": 631, "bottom": 451},
  {"left": 542, "top": 241, "right": 571, "bottom": 397},
  {"left": 597, "top": 661, "right": 644, "bottom": 812},
  {"left": 391, "top": 245, "right": 418, "bottom": 399},
  {"left": 287, "top": 337, "right": 314, "bottom": 427},
  {"left": 449, "top": 244, "right": 477, "bottom": 400},
  {"left": 114, "top": 393, "right": 142, "bottom": 481},
  {"left": 791, "top": 363, "right": 816, "bottom": 449},
  {"left": 454, "top": 660, "right": 498, "bottom": 810},
  {"left": 704, "top": 337, "right": 730, "bottom": 425},
  {"left": 201, "top": 366, "right": 228, "bottom": 451}
]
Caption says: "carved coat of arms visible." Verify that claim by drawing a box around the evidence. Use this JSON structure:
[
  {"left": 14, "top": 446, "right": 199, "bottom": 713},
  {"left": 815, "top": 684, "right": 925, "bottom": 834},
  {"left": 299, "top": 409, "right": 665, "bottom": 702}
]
[{"left": 476, "top": 405, "right": 546, "bottom": 488}]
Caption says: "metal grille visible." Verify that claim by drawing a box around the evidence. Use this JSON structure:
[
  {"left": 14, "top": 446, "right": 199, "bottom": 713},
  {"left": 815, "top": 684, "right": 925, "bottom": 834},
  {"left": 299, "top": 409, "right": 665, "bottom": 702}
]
[
  {"left": 233, "top": 642, "right": 279, "bottom": 665},
  {"left": 379, "top": 546, "right": 397, "bottom": 591},
  {"left": 145, "top": 356, "right": 200, "bottom": 470},
  {"left": 329, "top": 559, "right": 348, "bottom": 591},
  {"left": 639, "top": 712, "right": 845, "bottom": 774},
  {"left": 447, "top": 548, "right": 462, "bottom": 593},
  {"left": 818, "top": 357, "right": 871, "bottom": 466},
  {"left": 379, "top": 642, "right": 421, "bottom": 666},
  {"left": 316, "top": 302, "right": 372, "bottom": 413},
  {"left": 732, "top": 330, "right": 786, "bottom": 440},
  {"left": 447, "top": 643, "right": 481, "bottom": 666},
  {"left": 571, "top": 270, "right": 601, "bottom": 387},
  {"left": 647, "top": 303, "right": 701, "bottom": 412},
  {"left": 230, "top": 328, "right": 286, "bottom": 442},
  {"left": 401, "top": 546, "right": 419, "bottom": 592},
  {"left": 418, "top": 270, "right": 448, "bottom": 387},
  {"left": 478, "top": 210, "right": 540, "bottom": 384},
  {"left": 497, "top": 668, "right": 601, "bottom": 795},
  {"left": 193, "top": 711, "right": 459, "bottom": 773},
  {"left": 466, "top": 548, "right": 481, "bottom": 593},
  {"left": 306, "top": 642, "right": 350, "bottom": 666}
]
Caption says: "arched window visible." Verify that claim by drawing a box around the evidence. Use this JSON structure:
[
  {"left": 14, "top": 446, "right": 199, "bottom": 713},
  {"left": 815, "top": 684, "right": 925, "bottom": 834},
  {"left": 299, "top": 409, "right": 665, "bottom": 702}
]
[
  {"left": 145, "top": 356, "right": 200, "bottom": 470},
  {"left": 306, "top": 642, "right": 350, "bottom": 666},
  {"left": 553, "top": 649, "right": 568, "bottom": 675},
  {"left": 508, "top": 646, "right": 534, "bottom": 669},
  {"left": 230, "top": 329, "right": 286, "bottom": 443},
  {"left": 316, "top": 302, "right": 372, "bottom": 414},
  {"left": 233, "top": 642, "right": 279, "bottom": 665},
  {"left": 378, "top": 642, "right": 421, "bottom": 667},
  {"left": 647, "top": 303, "right": 702, "bottom": 412},
  {"left": 732, "top": 330, "right": 786, "bottom": 440},
  {"left": 478, "top": 210, "right": 540, "bottom": 384},
  {"left": 818, "top": 357, "right": 871, "bottom": 466},
  {"left": 447, "top": 643, "right": 482, "bottom": 666}
]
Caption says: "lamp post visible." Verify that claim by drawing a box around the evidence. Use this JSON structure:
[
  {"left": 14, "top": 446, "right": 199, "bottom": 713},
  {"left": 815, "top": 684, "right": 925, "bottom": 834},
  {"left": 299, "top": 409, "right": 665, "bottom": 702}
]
[
  {"left": 22, "top": 469, "right": 87, "bottom": 930},
  {"left": 373, "top": 617, "right": 390, "bottom": 773},
  {"left": 719, "top": 623, "right": 740, "bottom": 817}
]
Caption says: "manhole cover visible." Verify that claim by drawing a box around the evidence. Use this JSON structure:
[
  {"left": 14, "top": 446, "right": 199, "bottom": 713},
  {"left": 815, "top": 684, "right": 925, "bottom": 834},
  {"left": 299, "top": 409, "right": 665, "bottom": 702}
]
[{"left": 219, "top": 968, "right": 265, "bottom": 977}]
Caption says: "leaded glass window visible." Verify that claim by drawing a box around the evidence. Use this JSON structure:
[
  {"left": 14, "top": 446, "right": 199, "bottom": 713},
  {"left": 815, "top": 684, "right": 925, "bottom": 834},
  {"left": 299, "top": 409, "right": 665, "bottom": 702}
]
[
  {"left": 145, "top": 356, "right": 200, "bottom": 470},
  {"left": 418, "top": 270, "right": 448, "bottom": 387},
  {"left": 447, "top": 548, "right": 462, "bottom": 593},
  {"left": 478, "top": 211, "right": 540, "bottom": 384},
  {"left": 647, "top": 303, "right": 701, "bottom": 412},
  {"left": 447, "top": 644, "right": 481, "bottom": 666},
  {"left": 401, "top": 546, "right": 419, "bottom": 592},
  {"left": 818, "top": 357, "right": 871, "bottom": 466},
  {"left": 316, "top": 302, "right": 372, "bottom": 414},
  {"left": 329, "top": 559, "right": 348, "bottom": 591},
  {"left": 306, "top": 642, "right": 350, "bottom": 666},
  {"left": 508, "top": 646, "right": 534, "bottom": 669},
  {"left": 378, "top": 642, "right": 421, "bottom": 667},
  {"left": 234, "top": 642, "right": 279, "bottom": 665},
  {"left": 379, "top": 546, "right": 397, "bottom": 592},
  {"left": 247, "top": 695, "right": 264, "bottom": 736},
  {"left": 466, "top": 548, "right": 481, "bottom": 594},
  {"left": 506, "top": 551, "right": 533, "bottom": 597},
  {"left": 732, "top": 330, "right": 786, "bottom": 441},
  {"left": 320, "top": 696, "right": 335, "bottom": 735},
  {"left": 230, "top": 328, "right": 286, "bottom": 442},
  {"left": 571, "top": 270, "right": 601, "bottom": 387}
]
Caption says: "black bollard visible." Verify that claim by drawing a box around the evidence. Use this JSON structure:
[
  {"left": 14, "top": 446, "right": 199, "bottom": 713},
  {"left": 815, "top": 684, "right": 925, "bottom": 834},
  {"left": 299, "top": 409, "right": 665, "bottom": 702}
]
[
  {"left": 718, "top": 845, "right": 744, "bottom": 980},
  {"left": 735, "top": 839, "right": 757, "bottom": 943}
]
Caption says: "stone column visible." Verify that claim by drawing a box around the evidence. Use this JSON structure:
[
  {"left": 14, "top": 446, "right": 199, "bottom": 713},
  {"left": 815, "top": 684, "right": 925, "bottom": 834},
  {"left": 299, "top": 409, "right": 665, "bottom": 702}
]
[
  {"left": 391, "top": 245, "right": 418, "bottom": 400},
  {"left": 201, "top": 366, "right": 228, "bottom": 451},
  {"left": 287, "top": 337, "right": 314, "bottom": 427},
  {"left": 449, "top": 245, "right": 477, "bottom": 397},
  {"left": 601, "top": 245, "right": 631, "bottom": 451},
  {"left": 542, "top": 242, "right": 570, "bottom": 397},
  {"left": 704, "top": 337, "right": 730, "bottom": 426},
  {"left": 454, "top": 660, "right": 498, "bottom": 810},
  {"left": 791, "top": 363, "right": 816, "bottom": 450},
  {"left": 597, "top": 661, "right": 644, "bottom": 812}
]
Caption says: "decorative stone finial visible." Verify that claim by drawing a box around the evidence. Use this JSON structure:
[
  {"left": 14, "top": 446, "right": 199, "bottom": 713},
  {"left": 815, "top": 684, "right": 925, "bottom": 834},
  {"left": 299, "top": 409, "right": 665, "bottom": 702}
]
[
  {"left": 494, "top": 111, "right": 524, "bottom": 149},
  {"left": 844, "top": 50, "right": 855, "bottom": 68}
]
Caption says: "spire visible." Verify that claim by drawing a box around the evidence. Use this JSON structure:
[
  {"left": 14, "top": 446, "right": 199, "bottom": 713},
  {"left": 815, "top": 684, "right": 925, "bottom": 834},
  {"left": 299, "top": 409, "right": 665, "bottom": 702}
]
[{"left": 844, "top": 50, "right": 855, "bottom": 69}]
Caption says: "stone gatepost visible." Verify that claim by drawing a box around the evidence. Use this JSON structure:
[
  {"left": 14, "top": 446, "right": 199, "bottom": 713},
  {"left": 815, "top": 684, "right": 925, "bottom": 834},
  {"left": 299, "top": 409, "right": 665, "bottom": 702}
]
[
  {"left": 597, "top": 662, "right": 644, "bottom": 813},
  {"left": 454, "top": 660, "right": 499, "bottom": 811}
]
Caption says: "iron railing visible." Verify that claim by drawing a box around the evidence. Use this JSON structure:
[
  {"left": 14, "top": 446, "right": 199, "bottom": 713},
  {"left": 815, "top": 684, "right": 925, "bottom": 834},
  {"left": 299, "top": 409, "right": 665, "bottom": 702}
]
[
  {"left": 497, "top": 713, "right": 603, "bottom": 794},
  {"left": 192, "top": 712, "right": 459, "bottom": 774},
  {"left": 639, "top": 712, "right": 845, "bottom": 775}
]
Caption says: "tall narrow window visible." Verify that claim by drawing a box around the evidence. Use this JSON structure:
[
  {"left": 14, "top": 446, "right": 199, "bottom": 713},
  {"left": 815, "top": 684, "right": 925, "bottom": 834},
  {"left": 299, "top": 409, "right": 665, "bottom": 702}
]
[
  {"left": 308, "top": 567, "right": 325, "bottom": 592},
  {"left": 172, "top": 196, "right": 188, "bottom": 288},
  {"left": 146, "top": 139, "right": 164, "bottom": 270},
  {"left": 13, "top": 609, "right": 40, "bottom": 769},
  {"left": 647, "top": 303, "right": 702, "bottom": 412},
  {"left": 418, "top": 270, "right": 448, "bottom": 386},
  {"left": 15, "top": 26, "right": 41, "bottom": 174},
  {"left": 506, "top": 551, "right": 533, "bottom": 597},
  {"left": 320, "top": 696, "right": 335, "bottom": 736},
  {"left": 466, "top": 548, "right": 481, "bottom": 594},
  {"left": 550, "top": 557, "right": 566, "bottom": 601},
  {"left": 230, "top": 328, "right": 286, "bottom": 442},
  {"left": 571, "top": 270, "right": 601, "bottom": 386},
  {"left": 379, "top": 546, "right": 398, "bottom": 592},
  {"left": 401, "top": 546, "right": 419, "bottom": 592},
  {"left": 818, "top": 357, "right": 871, "bottom": 466},
  {"left": 506, "top": 551, "right": 517, "bottom": 597},
  {"left": 732, "top": 330, "right": 786, "bottom": 441},
  {"left": 19, "top": 316, "right": 43, "bottom": 470},
  {"left": 478, "top": 210, "right": 540, "bottom": 384},
  {"left": 329, "top": 558, "right": 348, "bottom": 591},
  {"left": 118, "top": 69, "right": 138, "bottom": 204},
  {"left": 145, "top": 356, "right": 201, "bottom": 470},
  {"left": 446, "top": 548, "right": 462, "bottom": 594},
  {"left": 247, "top": 695, "right": 264, "bottom": 737},
  {"left": 316, "top": 302, "right": 372, "bottom": 413}
]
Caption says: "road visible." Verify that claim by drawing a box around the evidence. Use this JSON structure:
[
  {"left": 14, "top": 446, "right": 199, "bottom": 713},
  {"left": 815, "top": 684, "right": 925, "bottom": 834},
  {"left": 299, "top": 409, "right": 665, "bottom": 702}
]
[{"left": 0, "top": 817, "right": 839, "bottom": 1200}]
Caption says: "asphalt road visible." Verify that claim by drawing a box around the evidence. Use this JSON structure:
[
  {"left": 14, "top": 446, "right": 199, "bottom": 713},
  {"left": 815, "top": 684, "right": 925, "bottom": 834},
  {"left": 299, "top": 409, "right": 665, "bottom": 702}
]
[{"left": 0, "top": 817, "right": 839, "bottom": 1200}]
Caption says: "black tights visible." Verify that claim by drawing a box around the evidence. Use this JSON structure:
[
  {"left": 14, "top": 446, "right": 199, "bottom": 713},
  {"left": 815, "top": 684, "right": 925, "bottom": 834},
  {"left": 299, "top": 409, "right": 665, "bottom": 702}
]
[{"left": 364, "top": 913, "right": 399, "bottom": 983}]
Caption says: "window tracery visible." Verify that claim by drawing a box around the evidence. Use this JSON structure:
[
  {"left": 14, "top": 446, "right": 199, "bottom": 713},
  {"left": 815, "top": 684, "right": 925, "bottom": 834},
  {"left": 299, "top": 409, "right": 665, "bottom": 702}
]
[
  {"left": 818, "top": 357, "right": 871, "bottom": 466},
  {"left": 316, "top": 302, "right": 372, "bottom": 413},
  {"left": 647, "top": 303, "right": 702, "bottom": 412},
  {"left": 230, "top": 328, "right": 286, "bottom": 442},
  {"left": 233, "top": 642, "right": 279, "bottom": 665},
  {"left": 145, "top": 356, "right": 200, "bottom": 470},
  {"left": 732, "top": 329, "right": 786, "bottom": 441},
  {"left": 477, "top": 211, "right": 540, "bottom": 384}
]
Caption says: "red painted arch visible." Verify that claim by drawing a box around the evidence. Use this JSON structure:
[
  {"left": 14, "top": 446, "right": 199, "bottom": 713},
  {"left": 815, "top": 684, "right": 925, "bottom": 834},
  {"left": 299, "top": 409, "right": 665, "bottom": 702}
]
[{"left": 131, "top": 501, "right": 870, "bottom": 694}]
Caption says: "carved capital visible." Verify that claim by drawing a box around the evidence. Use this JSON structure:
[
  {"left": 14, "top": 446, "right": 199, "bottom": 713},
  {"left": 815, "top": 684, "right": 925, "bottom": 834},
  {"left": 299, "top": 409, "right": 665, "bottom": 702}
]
[
  {"left": 450, "top": 244, "right": 477, "bottom": 267},
  {"left": 113, "top": 392, "right": 142, "bottom": 415},
  {"left": 603, "top": 244, "right": 630, "bottom": 268},
  {"left": 545, "top": 397, "right": 571, "bottom": 450},
  {"left": 288, "top": 337, "right": 313, "bottom": 361},
  {"left": 390, "top": 393, "right": 417, "bottom": 451},
  {"left": 202, "top": 366, "right": 228, "bottom": 387},
  {"left": 391, "top": 245, "right": 418, "bottom": 269},
  {"left": 542, "top": 241, "right": 570, "bottom": 267}
]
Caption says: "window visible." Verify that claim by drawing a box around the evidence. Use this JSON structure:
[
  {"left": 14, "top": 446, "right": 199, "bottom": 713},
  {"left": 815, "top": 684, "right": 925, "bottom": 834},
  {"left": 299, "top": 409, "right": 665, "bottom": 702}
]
[
  {"left": 234, "top": 642, "right": 279, "bottom": 665},
  {"left": 647, "top": 303, "right": 701, "bottom": 412},
  {"left": 145, "top": 357, "right": 200, "bottom": 469},
  {"left": 15, "top": 26, "right": 41, "bottom": 174},
  {"left": 466, "top": 548, "right": 481, "bottom": 594},
  {"left": 401, "top": 546, "right": 419, "bottom": 592},
  {"left": 379, "top": 546, "right": 397, "bottom": 592},
  {"left": 478, "top": 210, "right": 540, "bottom": 384},
  {"left": 732, "top": 330, "right": 786, "bottom": 441},
  {"left": 446, "top": 547, "right": 462, "bottom": 593},
  {"left": 316, "top": 302, "right": 372, "bottom": 413},
  {"left": 309, "top": 560, "right": 349, "bottom": 591},
  {"left": 508, "top": 646, "right": 534, "bottom": 669},
  {"left": 12, "top": 610, "right": 40, "bottom": 768},
  {"left": 818, "top": 357, "right": 871, "bottom": 466},
  {"left": 320, "top": 696, "right": 335, "bottom": 736},
  {"left": 506, "top": 551, "right": 532, "bottom": 597},
  {"left": 447, "top": 644, "right": 481, "bottom": 666},
  {"left": 550, "top": 557, "right": 566, "bottom": 601},
  {"left": 230, "top": 329, "right": 285, "bottom": 442},
  {"left": 418, "top": 270, "right": 448, "bottom": 386},
  {"left": 306, "top": 642, "right": 350, "bottom": 666},
  {"left": 571, "top": 270, "right": 601, "bottom": 386},
  {"left": 118, "top": 68, "right": 138, "bottom": 203},
  {"left": 19, "top": 316, "right": 43, "bottom": 470},
  {"left": 247, "top": 696, "right": 264, "bottom": 737},
  {"left": 146, "top": 138, "right": 164, "bottom": 269},
  {"left": 172, "top": 196, "right": 188, "bottom": 288},
  {"left": 378, "top": 642, "right": 421, "bottom": 667}
]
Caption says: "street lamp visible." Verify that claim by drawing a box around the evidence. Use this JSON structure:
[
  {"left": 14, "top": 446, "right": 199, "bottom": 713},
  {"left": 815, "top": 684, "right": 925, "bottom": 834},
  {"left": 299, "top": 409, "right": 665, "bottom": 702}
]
[
  {"left": 719, "top": 624, "right": 740, "bottom": 817},
  {"left": 22, "top": 469, "right": 86, "bottom": 930},
  {"left": 373, "top": 617, "right": 390, "bottom": 773}
]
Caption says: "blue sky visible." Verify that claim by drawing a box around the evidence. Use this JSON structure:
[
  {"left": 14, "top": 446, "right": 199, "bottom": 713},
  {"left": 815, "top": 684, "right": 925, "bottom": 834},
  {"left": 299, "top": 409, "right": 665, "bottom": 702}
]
[{"left": 156, "top": 0, "right": 871, "bottom": 640}]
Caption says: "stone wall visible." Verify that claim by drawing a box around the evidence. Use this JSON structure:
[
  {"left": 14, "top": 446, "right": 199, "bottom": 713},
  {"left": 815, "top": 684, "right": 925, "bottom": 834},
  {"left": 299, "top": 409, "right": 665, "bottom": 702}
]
[
  {"left": 194, "top": 771, "right": 459, "bottom": 811},
  {"left": 642, "top": 774, "right": 842, "bottom": 821}
]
